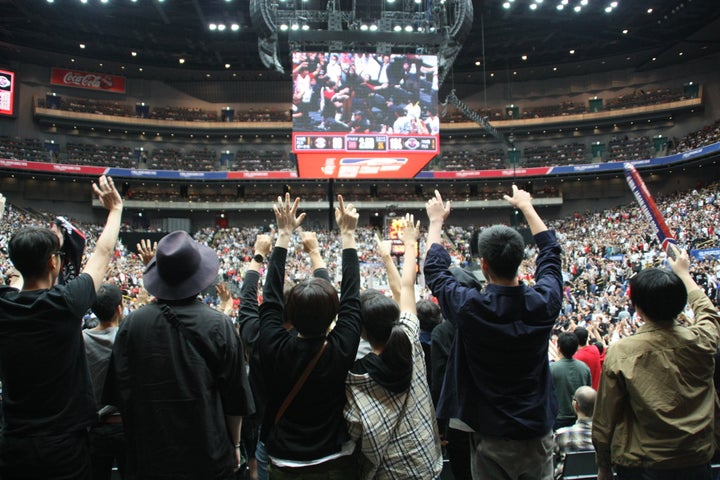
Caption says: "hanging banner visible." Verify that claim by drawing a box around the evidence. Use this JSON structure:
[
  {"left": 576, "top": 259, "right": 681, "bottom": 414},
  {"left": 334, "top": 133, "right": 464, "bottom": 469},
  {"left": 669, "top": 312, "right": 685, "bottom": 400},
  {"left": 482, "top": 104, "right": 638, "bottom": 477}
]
[{"left": 50, "top": 68, "right": 126, "bottom": 93}]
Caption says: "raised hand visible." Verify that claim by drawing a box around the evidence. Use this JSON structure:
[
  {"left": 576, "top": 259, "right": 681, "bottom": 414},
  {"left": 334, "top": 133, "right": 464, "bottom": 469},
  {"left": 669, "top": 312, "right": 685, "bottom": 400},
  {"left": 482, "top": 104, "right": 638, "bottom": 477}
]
[
  {"left": 425, "top": 190, "right": 451, "bottom": 224},
  {"left": 216, "top": 282, "right": 231, "bottom": 304},
  {"left": 375, "top": 232, "right": 392, "bottom": 258},
  {"left": 503, "top": 184, "right": 533, "bottom": 210},
  {"left": 273, "top": 192, "right": 305, "bottom": 236},
  {"left": 254, "top": 234, "right": 272, "bottom": 258},
  {"left": 301, "top": 231, "right": 320, "bottom": 254},
  {"left": 136, "top": 239, "right": 157, "bottom": 266},
  {"left": 335, "top": 195, "right": 359, "bottom": 234},
  {"left": 0, "top": 193, "right": 5, "bottom": 220},
  {"left": 92, "top": 175, "right": 122, "bottom": 212},
  {"left": 398, "top": 213, "right": 421, "bottom": 246}
]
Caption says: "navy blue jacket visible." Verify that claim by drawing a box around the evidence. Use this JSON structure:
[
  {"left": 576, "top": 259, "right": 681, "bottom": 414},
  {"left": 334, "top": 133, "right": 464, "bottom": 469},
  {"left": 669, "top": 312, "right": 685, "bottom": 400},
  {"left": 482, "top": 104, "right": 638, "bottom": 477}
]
[{"left": 424, "top": 229, "right": 563, "bottom": 439}]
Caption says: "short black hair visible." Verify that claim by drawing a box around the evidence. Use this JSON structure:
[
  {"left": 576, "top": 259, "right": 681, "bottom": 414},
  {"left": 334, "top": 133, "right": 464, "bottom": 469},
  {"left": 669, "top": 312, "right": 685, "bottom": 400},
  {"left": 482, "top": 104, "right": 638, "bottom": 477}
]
[
  {"left": 284, "top": 277, "right": 339, "bottom": 336},
  {"left": 558, "top": 332, "right": 579, "bottom": 359},
  {"left": 8, "top": 227, "right": 59, "bottom": 280},
  {"left": 629, "top": 268, "right": 687, "bottom": 324},
  {"left": 91, "top": 284, "right": 123, "bottom": 322},
  {"left": 574, "top": 327, "right": 589, "bottom": 346},
  {"left": 359, "top": 289, "right": 411, "bottom": 375},
  {"left": 476, "top": 225, "right": 525, "bottom": 280},
  {"left": 416, "top": 299, "right": 442, "bottom": 333}
]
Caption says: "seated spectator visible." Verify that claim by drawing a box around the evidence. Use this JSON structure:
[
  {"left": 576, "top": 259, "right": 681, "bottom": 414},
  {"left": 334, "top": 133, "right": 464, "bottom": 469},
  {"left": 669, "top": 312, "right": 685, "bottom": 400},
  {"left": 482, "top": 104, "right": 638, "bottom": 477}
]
[{"left": 554, "top": 386, "right": 596, "bottom": 479}]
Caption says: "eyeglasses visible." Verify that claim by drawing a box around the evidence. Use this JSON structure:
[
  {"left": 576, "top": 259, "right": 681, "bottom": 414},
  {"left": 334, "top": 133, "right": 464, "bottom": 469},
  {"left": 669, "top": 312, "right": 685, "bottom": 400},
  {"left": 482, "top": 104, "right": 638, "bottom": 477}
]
[{"left": 53, "top": 250, "right": 66, "bottom": 259}]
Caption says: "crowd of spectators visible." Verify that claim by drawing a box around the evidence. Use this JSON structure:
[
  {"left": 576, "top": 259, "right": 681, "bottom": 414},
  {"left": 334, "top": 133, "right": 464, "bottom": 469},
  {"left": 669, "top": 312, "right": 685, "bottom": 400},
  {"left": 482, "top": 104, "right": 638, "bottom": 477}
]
[
  {"left": 2, "top": 116, "right": 720, "bottom": 175},
  {"left": 523, "top": 143, "right": 588, "bottom": 167},
  {"left": 2, "top": 176, "right": 720, "bottom": 342},
  {"left": 604, "top": 136, "right": 655, "bottom": 163},
  {"left": 67, "top": 142, "right": 136, "bottom": 169},
  {"left": 37, "top": 85, "right": 689, "bottom": 128},
  {"left": 38, "top": 95, "right": 290, "bottom": 123},
  {"left": 443, "top": 86, "right": 689, "bottom": 123}
]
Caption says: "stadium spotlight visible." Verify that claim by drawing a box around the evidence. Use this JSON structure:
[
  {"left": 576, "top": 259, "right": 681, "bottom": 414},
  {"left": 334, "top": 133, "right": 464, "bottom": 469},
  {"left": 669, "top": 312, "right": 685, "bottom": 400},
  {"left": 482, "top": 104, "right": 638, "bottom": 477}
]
[
  {"left": 209, "top": 23, "right": 217, "bottom": 31},
  {"left": 280, "top": 24, "right": 289, "bottom": 31},
  {"left": 369, "top": 24, "right": 378, "bottom": 31},
  {"left": 503, "top": 2, "right": 511, "bottom": 8},
  {"left": 393, "top": 25, "right": 402, "bottom": 32},
  {"left": 218, "top": 24, "right": 226, "bottom": 31},
  {"left": 404, "top": 25, "right": 413, "bottom": 32},
  {"left": 231, "top": 23, "right": 240, "bottom": 31},
  {"left": 529, "top": 3, "right": 537, "bottom": 9},
  {"left": 556, "top": 4, "right": 564, "bottom": 9}
]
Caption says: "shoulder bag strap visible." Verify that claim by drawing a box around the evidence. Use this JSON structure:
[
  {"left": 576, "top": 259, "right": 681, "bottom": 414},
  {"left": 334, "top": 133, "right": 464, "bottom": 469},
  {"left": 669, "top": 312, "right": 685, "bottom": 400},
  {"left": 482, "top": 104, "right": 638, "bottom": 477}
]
[{"left": 274, "top": 340, "right": 328, "bottom": 425}]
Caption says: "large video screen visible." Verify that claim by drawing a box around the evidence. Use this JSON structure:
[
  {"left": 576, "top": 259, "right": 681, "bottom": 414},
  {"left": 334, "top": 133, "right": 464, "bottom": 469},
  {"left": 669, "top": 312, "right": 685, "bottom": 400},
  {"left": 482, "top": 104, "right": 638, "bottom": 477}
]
[
  {"left": 291, "top": 52, "right": 440, "bottom": 179},
  {"left": 0, "top": 69, "right": 17, "bottom": 118}
]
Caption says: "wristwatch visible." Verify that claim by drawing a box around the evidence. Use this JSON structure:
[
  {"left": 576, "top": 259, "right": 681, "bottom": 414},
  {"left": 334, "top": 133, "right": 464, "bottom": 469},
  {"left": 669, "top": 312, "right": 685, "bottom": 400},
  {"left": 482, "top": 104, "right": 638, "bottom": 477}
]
[{"left": 252, "top": 253, "right": 265, "bottom": 263}]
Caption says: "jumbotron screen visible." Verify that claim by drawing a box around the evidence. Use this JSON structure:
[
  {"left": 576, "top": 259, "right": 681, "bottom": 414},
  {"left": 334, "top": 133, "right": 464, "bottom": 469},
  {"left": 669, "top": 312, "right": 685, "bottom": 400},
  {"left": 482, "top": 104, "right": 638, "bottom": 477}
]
[
  {"left": 0, "top": 68, "right": 17, "bottom": 118},
  {"left": 291, "top": 52, "right": 440, "bottom": 179}
]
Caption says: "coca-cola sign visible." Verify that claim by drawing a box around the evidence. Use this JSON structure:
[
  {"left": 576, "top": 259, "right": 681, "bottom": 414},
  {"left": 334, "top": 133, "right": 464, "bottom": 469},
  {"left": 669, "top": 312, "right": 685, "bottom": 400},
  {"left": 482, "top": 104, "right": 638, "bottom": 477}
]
[{"left": 51, "top": 68, "right": 126, "bottom": 93}]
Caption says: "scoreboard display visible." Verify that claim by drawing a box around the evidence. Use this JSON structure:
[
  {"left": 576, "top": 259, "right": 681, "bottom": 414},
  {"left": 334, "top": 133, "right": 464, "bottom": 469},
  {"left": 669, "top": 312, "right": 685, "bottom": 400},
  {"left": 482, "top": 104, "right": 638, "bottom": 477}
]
[
  {"left": 0, "top": 69, "right": 17, "bottom": 118},
  {"left": 291, "top": 51, "right": 440, "bottom": 179}
]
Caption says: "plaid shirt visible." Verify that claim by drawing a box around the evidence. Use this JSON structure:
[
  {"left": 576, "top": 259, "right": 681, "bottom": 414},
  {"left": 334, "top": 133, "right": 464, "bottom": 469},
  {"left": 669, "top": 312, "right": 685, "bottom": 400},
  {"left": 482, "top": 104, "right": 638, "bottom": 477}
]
[
  {"left": 553, "top": 418, "right": 593, "bottom": 478},
  {"left": 345, "top": 311, "right": 443, "bottom": 480}
]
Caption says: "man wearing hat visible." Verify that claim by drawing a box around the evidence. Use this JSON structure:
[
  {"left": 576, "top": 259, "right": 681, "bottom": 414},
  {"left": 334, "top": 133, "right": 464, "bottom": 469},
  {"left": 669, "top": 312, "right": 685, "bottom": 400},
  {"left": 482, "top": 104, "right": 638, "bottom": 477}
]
[{"left": 108, "top": 230, "right": 254, "bottom": 480}]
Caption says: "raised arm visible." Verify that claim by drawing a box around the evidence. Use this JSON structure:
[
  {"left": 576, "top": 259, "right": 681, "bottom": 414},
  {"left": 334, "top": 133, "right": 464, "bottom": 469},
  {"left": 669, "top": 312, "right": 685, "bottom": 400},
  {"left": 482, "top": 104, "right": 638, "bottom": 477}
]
[
  {"left": 425, "top": 190, "right": 451, "bottom": 248},
  {"left": 238, "top": 234, "right": 271, "bottom": 346},
  {"left": 301, "top": 231, "right": 331, "bottom": 282},
  {"left": 376, "top": 232, "right": 401, "bottom": 303},
  {"left": 398, "top": 213, "right": 420, "bottom": 315},
  {"left": 0, "top": 193, "right": 5, "bottom": 220},
  {"left": 336, "top": 195, "right": 358, "bottom": 251},
  {"left": 82, "top": 176, "right": 123, "bottom": 291},
  {"left": 503, "top": 184, "right": 548, "bottom": 236}
]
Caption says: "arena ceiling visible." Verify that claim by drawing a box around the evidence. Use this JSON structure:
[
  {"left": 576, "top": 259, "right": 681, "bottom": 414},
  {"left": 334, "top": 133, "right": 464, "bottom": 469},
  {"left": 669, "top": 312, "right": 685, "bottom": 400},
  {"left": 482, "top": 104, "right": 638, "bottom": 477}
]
[{"left": 0, "top": 0, "right": 718, "bottom": 87}]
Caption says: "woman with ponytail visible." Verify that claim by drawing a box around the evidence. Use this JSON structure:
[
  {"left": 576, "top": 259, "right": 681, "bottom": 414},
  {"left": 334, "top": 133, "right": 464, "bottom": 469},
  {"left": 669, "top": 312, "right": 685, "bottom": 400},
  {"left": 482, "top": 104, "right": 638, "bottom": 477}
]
[{"left": 344, "top": 214, "right": 443, "bottom": 480}]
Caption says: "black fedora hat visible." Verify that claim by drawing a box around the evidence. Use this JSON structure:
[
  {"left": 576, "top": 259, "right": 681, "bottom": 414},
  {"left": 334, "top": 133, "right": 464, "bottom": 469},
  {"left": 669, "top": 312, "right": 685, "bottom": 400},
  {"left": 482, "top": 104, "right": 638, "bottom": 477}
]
[{"left": 143, "top": 231, "right": 219, "bottom": 301}]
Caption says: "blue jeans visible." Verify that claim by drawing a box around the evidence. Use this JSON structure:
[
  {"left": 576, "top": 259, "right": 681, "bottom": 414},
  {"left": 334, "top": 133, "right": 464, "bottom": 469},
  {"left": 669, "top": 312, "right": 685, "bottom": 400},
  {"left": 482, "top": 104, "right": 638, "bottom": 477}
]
[
  {"left": 616, "top": 464, "right": 712, "bottom": 480},
  {"left": 256, "top": 439, "right": 269, "bottom": 480}
]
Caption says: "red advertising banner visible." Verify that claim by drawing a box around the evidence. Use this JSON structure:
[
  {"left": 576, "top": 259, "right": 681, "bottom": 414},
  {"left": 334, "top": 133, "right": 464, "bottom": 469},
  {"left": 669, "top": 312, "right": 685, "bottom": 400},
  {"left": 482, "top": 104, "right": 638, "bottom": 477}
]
[
  {"left": 0, "top": 158, "right": 107, "bottom": 175},
  {"left": 50, "top": 68, "right": 126, "bottom": 93},
  {"left": 226, "top": 171, "right": 298, "bottom": 180},
  {"left": 0, "top": 69, "right": 16, "bottom": 117},
  {"left": 430, "top": 167, "right": 552, "bottom": 179}
]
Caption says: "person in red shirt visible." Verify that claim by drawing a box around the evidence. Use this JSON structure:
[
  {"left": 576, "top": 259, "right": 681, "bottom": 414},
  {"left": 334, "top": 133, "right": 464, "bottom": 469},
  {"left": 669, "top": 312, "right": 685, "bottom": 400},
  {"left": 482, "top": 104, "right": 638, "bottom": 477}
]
[{"left": 573, "top": 327, "right": 602, "bottom": 390}]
